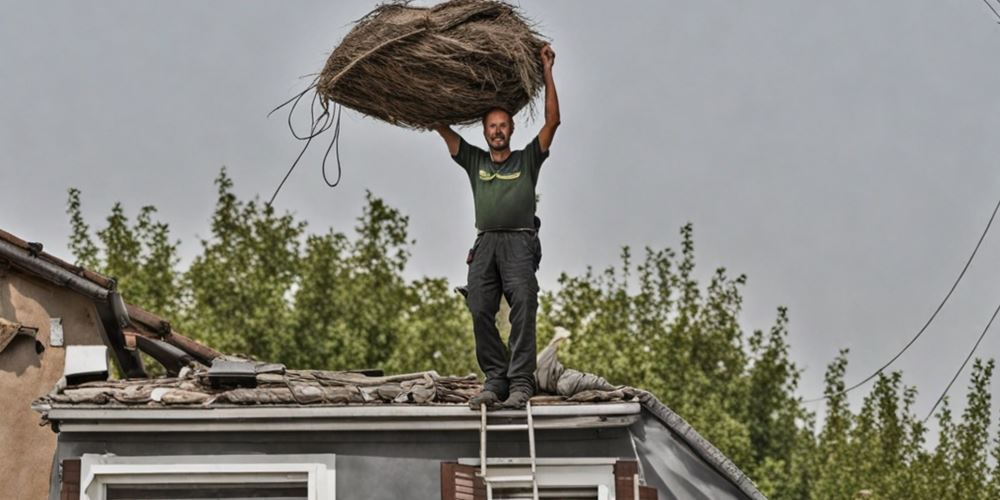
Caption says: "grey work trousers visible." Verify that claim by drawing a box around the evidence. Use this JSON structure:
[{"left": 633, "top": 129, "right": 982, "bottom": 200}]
[{"left": 465, "top": 230, "right": 541, "bottom": 397}]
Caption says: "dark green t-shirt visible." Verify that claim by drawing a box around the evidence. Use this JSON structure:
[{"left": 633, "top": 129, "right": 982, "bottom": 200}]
[{"left": 452, "top": 136, "right": 549, "bottom": 231}]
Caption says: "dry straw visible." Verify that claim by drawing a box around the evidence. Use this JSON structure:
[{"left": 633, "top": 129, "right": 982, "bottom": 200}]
[{"left": 316, "top": 0, "right": 548, "bottom": 129}]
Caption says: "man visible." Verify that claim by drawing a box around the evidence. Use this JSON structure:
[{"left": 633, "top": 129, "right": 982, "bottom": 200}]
[{"left": 434, "top": 44, "right": 560, "bottom": 410}]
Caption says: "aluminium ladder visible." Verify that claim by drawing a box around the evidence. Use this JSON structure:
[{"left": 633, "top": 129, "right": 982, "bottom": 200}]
[{"left": 478, "top": 401, "right": 539, "bottom": 500}]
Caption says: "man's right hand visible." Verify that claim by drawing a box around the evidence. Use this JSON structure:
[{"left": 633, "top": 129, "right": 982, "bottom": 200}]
[{"left": 435, "top": 125, "right": 460, "bottom": 157}]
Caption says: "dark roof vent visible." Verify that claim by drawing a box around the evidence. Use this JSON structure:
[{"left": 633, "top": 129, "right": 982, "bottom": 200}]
[{"left": 208, "top": 358, "right": 258, "bottom": 388}]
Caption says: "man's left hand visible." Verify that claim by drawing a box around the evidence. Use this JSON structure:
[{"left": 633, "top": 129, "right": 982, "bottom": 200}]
[{"left": 541, "top": 44, "right": 555, "bottom": 71}]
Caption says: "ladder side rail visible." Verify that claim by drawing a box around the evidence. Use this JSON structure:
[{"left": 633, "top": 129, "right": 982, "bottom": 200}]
[
  {"left": 480, "top": 404, "right": 488, "bottom": 478},
  {"left": 527, "top": 401, "right": 539, "bottom": 500}
]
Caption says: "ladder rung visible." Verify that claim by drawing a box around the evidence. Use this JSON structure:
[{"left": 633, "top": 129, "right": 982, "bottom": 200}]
[
  {"left": 482, "top": 474, "right": 535, "bottom": 483},
  {"left": 486, "top": 424, "right": 529, "bottom": 431}
]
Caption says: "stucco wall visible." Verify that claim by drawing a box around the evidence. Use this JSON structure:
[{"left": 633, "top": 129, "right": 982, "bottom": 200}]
[
  {"left": 0, "top": 268, "right": 105, "bottom": 500},
  {"left": 51, "top": 428, "right": 637, "bottom": 500}
]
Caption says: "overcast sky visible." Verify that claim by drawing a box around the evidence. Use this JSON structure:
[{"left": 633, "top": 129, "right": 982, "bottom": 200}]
[{"left": 2, "top": 0, "right": 999, "bottom": 428}]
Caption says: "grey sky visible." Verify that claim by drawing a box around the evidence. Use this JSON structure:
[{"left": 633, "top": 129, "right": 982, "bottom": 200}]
[{"left": 2, "top": 0, "right": 999, "bottom": 427}]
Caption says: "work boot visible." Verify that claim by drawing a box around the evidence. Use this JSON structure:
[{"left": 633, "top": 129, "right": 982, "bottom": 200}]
[
  {"left": 468, "top": 390, "right": 501, "bottom": 410},
  {"left": 499, "top": 390, "right": 532, "bottom": 410}
]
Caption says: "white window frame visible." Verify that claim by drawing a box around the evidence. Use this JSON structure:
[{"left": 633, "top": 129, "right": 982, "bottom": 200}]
[
  {"left": 457, "top": 457, "right": 615, "bottom": 500},
  {"left": 79, "top": 453, "right": 335, "bottom": 500}
]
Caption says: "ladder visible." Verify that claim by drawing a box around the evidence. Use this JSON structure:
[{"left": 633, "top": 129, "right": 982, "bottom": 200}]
[{"left": 478, "top": 401, "right": 539, "bottom": 500}]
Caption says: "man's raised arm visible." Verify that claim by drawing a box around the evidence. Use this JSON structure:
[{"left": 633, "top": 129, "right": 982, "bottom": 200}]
[
  {"left": 435, "top": 125, "right": 461, "bottom": 157},
  {"left": 538, "top": 44, "right": 560, "bottom": 153}
]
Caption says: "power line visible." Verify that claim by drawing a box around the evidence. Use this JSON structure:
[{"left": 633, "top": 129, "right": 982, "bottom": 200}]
[
  {"left": 980, "top": 0, "right": 1000, "bottom": 23},
  {"left": 805, "top": 193, "right": 1000, "bottom": 403},
  {"left": 923, "top": 299, "right": 1000, "bottom": 423}
]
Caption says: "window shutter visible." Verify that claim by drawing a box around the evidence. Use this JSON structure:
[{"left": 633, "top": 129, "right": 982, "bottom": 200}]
[
  {"left": 60, "top": 459, "right": 81, "bottom": 500},
  {"left": 441, "top": 462, "right": 486, "bottom": 500},
  {"left": 614, "top": 460, "right": 658, "bottom": 500},
  {"left": 639, "top": 484, "right": 658, "bottom": 500}
]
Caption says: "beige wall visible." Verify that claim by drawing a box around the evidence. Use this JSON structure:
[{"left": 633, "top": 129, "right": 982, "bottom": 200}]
[{"left": 0, "top": 268, "right": 105, "bottom": 500}]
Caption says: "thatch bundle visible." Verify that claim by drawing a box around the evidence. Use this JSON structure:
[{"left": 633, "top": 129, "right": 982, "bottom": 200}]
[{"left": 316, "top": 0, "right": 547, "bottom": 129}]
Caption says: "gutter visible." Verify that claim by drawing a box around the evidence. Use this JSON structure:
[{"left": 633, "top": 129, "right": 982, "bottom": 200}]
[
  {"left": 0, "top": 238, "right": 147, "bottom": 377},
  {"left": 0, "top": 238, "right": 110, "bottom": 300},
  {"left": 0, "top": 233, "right": 221, "bottom": 372}
]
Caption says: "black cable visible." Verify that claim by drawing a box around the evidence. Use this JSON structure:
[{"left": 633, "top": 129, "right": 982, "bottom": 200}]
[
  {"left": 321, "top": 103, "right": 344, "bottom": 187},
  {"left": 923, "top": 299, "right": 1000, "bottom": 423},
  {"left": 805, "top": 193, "right": 1000, "bottom": 403},
  {"left": 267, "top": 121, "right": 318, "bottom": 207},
  {"left": 266, "top": 83, "right": 346, "bottom": 206},
  {"left": 981, "top": 0, "right": 1000, "bottom": 22}
]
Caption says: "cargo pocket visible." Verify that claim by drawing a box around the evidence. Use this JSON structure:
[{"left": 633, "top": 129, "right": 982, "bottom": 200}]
[{"left": 467, "top": 235, "right": 483, "bottom": 265}]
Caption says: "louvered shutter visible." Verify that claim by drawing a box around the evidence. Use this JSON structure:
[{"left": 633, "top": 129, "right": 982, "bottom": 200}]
[
  {"left": 441, "top": 462, "right": 486, "bottom": 500},
  {"left": 614, "top": 460, "right": 658, "bottom": 500},
  {"left": 60, "top": 459, "right": 81, "bottom": 500}
]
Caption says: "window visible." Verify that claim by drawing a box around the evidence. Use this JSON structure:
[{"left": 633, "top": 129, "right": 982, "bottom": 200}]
[
  {"left": 442, "top": 459, "right": 656, "bottom": 500},
  {"left": 448, "top": 458, "right": 615, "bottom": 500},
  {"left": 78, "top": 454, "right": 335, "bottom": 500}
]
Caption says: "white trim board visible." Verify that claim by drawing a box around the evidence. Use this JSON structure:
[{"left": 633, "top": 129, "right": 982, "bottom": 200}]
[{"left": 79, "top": 453, "right": 335, "bottom": 500}]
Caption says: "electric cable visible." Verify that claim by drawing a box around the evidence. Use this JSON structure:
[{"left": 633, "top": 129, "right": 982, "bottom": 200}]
[
  {"left": 980, "top": 0, "right": 1000, "bottom": 22},
  {"left": 805, "top": 193, "right": 1000, "bottom": 403},
  {"left": 923, "top": 299, "right": 1000, "bottom": 423}
]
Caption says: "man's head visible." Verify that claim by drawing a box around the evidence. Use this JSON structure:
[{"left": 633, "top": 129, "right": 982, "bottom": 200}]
[{"left": 482, "top": 107, "right": 514, "bottom": 152}]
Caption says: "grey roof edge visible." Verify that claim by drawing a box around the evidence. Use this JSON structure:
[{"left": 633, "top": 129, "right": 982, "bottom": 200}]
[
  {"left": 35, "top": 402, "right": 642, "bottom": 433},
  {"left": 635, "top": 390, "right": 767, "bottom": 500}
]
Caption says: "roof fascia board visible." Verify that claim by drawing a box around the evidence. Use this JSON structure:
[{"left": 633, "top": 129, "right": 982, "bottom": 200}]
[
  {"left": 52, "top": 415, "right": 639, "bottom": 433},
  {"left": 42, "top": 403, "right": 641, "bottom": 433},
  {"left": 45, "top": 402, "right": 639, "bottom": 420}
]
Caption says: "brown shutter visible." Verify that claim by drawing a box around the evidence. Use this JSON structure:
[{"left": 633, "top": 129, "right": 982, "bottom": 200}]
[
  {"left": 639, "top": 485, "right": 658, "bottom": 500},
  {"left": 441, "top": 462, "right": 486, "bottom": 500},
  {"left": 615, "top": 460, "right": 658, "bottom": 500},
  {"left": 60, "top": 459, "right": 81, "bottom": 500}
]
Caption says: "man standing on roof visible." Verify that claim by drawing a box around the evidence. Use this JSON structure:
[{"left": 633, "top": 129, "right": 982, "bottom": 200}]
[{"left": 434, "top": 45, "right": 560, "bottom": 410}]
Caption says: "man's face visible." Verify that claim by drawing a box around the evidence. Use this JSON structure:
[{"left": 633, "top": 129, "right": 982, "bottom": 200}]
[{"left": 483, "top": 110, "right": 513, "bottom": 152}]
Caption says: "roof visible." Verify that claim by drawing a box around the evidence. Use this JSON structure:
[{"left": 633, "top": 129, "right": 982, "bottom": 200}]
[
  {"left": 31, "top": 364, "right": 643, "bottom": 432},
  {"left": 0, "top": 228, "right": 221, "bottom": 373}
]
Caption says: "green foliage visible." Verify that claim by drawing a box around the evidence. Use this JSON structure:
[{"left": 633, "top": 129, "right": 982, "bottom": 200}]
[
  {"left": 183, "top": 170, "right": 304, "bottom": 360},
  {"left": 66, "top": 172, "right": 1000, "bottom": 499},
  {"left": 66, "top": 188, "right": 181, "bottom": 316}
]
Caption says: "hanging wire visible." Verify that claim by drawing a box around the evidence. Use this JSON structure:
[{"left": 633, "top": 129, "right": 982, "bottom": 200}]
[
  {"left": 266, "top": 81, "right": 345, "bottom": 207},
  {"left": 321, "top": 103, "right": 343, "bottom": 188},
  {"left": 923, "top": 299, "right": 1000, "bottom": 423},
  {"left": 804, "top": 193, "right": 1000, "bottom": 403}
]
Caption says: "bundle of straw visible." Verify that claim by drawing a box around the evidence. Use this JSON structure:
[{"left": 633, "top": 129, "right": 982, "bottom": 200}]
[{"left": 316, "top": 0, "right": 547, "bottom": 129}]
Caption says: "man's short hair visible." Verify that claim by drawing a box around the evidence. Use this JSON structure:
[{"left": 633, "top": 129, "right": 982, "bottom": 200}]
[{"left": 482, "top": 106, "right": 514, "bottom": 127}]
